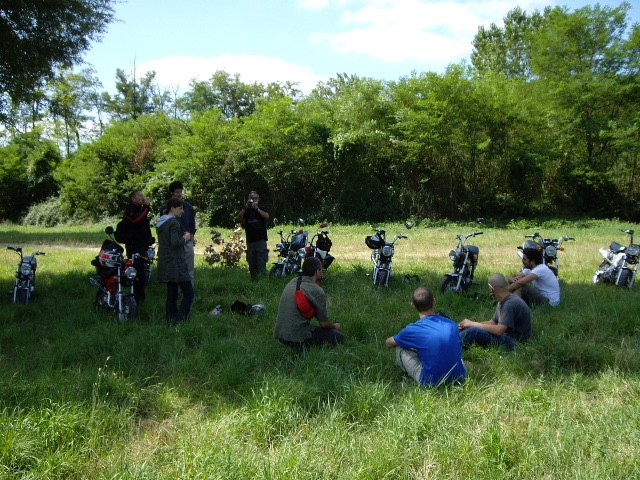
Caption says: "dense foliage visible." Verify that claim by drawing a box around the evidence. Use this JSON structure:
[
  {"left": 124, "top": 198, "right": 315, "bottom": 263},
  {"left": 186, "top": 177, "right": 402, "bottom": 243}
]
[
  {"left": 0, "top": 0, "right": 116, "bottom": 125},
  {"left": 1, "top": 3, "right": 639, "bottom": 225}
]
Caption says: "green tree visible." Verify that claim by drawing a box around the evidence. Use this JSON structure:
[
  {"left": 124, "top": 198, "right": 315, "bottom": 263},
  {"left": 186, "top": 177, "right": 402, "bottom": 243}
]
[
  {"left": 48, "top": 68, "right": 103, "bottom": 156},
  {"left": 104, "top": 67, "right": 159, "bottom": 121},
  {"left": 0, "top": 130, "right": 61, "bottom": 221},
  {"left": 0, "top": 0, "right": 116, "bottom": 125}
]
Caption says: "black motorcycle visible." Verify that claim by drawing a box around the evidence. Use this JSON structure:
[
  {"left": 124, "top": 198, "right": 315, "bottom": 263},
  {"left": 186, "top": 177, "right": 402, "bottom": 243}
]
[
  {"left": 89, "top": 226, "right": 148, "bottom": 321},
  {"left": 306, "top": 223, "right": 334, "bottom": 270},
  {"left": 7, "top": 246, "right": 46, "bottom": 304},
  {"left": 517, "top": 232, "right": 575, "bottom": 277},
  {"left": 593, "top": 228, "right": 638, "bottom": 289},
  {"left": 440, "top": 230, "right": 483, "bottom": 294},
  {"left": 270, "top": 219, "right": 309, "bottom": 277},
  {"left": 365, "top": 222, "right": 413, "bottom": 287}
]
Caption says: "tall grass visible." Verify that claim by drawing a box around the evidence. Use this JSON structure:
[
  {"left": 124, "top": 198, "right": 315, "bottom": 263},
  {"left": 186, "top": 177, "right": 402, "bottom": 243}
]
[{"left": 0, "top": 219, "right": 639, "bottom": 479}]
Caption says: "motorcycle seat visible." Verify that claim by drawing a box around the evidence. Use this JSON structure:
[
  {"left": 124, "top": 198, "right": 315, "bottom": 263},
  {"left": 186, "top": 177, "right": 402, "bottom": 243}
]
[
  {"left": 467, "top": 245, "right": 480, "bottom": 254},
  {"left": 609, "top": 241, "right": 626, "bottom": 254}
]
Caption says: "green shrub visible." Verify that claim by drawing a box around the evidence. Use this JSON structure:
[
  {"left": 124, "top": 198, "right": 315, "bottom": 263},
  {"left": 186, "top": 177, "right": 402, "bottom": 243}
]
[{"left": 22, "top": 197, "right": 73, "bottom": 227}]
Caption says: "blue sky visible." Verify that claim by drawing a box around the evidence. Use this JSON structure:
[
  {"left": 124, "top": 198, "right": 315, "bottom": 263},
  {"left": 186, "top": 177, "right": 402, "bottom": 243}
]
[{"left": 83, "top": 0, "right": 640, "bottom": 93}]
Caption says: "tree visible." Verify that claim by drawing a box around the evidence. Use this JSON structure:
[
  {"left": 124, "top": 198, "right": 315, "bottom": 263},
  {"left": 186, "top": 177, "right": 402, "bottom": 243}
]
[
  {"left": 471, "top": 7, "right": 545, "bottom": 79},
  {"left": 48, "top": 68, "right": 103, "bottom": 156},
  {"left": 0, "top": 0, "right": 116, "bottom": 125},
  {"left": 104, "top": 67, "right": 159, "bottom": 121},
  {"left": 0, "top": 130, "right": 61, "bottom": 221}
]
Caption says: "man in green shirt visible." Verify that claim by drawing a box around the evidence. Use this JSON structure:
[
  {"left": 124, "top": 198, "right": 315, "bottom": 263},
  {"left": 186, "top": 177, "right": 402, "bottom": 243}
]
[{"left": 274, "top": 257, "right": 344, "bottom": 349}]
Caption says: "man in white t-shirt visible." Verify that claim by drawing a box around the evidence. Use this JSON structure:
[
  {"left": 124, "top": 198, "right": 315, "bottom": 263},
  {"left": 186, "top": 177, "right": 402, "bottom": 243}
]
[{"left": 509, "top": 247, "right": 560, "bottom": 307}]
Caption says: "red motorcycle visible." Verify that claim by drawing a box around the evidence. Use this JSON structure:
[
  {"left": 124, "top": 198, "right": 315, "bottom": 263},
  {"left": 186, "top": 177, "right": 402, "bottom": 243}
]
[{"left": 89, "top": 226, "right": 143, "bottom": 321}]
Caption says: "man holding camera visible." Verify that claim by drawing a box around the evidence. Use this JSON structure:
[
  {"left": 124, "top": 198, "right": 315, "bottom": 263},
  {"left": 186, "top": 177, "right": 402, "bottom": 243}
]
[{"left": 237, "top": 190, "right": 269, "bottom": 278}]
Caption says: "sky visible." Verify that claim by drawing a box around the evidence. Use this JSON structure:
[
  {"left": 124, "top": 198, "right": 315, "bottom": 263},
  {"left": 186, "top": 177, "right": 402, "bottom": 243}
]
[{"left": 83, "top": 0, "right": 640, "bottom": 94}]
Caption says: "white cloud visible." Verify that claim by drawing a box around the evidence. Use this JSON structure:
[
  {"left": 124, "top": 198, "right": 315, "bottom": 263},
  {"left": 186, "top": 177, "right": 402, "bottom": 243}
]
[
  {"left": 309, "top": 0, "right": 552, "bottom": 70},
  {"left": 136, "top": 54, "right": 329, "bottom": 94}
]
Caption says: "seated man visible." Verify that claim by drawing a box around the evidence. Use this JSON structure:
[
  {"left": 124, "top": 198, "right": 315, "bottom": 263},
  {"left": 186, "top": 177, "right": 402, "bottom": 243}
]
[
  {"left": 509, "top": 247, "right": 560, "bottom": 307},
  {"left": 274, "top": 257, "right": 344, "bottom": 349},
  {"left": 458, "top": 273, "right": 531, "bottom": 350},
  {"left": 386, "top": 287, "right": 466, "bottom": 386}
]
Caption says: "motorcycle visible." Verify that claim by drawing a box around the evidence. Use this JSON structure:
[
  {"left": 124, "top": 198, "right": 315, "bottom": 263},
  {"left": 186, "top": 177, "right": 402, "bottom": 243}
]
[
  {"left": 89, "top": 226, "right": 147, "bottom": 321},
  {"left": 7, "top": 246, "right": 45, "bottom": 304},
  {"left": 592, "top": 228, "right": 638, "bottom": 289},
  {"left": 144, "top": 243, "right": 156, "bottom": 283},
  {"left": 269, "top": 219, "right": 309, "bottom": 277},
  {"left": 306, "top": 223, "right": 334, "bottom": 270},
  {"left": 365, "top": 221, "right": 413, "bottom": 287},
  {"left": 440, "top": 230, "right": 483, "bottom": 294},
  {"left": 517, "top": 232, "right": 575, "bottom": 277}
]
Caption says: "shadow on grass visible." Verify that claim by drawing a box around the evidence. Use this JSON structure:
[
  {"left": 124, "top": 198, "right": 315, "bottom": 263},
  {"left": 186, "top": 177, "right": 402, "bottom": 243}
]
[{"left": 1, "top": 260, "right": 638, "bottom": 418}]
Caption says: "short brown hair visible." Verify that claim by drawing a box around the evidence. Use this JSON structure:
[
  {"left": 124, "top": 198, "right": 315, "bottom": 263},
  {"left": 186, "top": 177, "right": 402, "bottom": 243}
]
[{"left": 412, "top": 287, "right": 434, "bottom": 311}]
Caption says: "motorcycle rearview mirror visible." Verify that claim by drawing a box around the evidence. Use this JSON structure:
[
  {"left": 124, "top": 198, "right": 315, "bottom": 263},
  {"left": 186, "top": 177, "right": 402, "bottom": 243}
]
[
  {"left": 105, "top": 226, "right": 114, "bottom": 235},
  {"left": 404, "top": 221, "right": 414, "bottom": 229},
  {"left": 298, "top": 218, "right": 305, "bottom": 226}
]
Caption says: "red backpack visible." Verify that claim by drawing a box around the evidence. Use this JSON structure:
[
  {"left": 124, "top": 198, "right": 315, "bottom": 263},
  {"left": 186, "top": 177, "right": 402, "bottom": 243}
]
[{"left": 295, "top": 276, "right": 316, "bottom": 319}]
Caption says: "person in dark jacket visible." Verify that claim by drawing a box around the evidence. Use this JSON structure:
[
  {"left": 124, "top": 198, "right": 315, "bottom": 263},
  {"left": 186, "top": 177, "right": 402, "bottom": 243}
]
[
  {"left": 120, "top": 190, "right": 154, "bottom": 302},
  {"left": 237, "top": 190, "right": 269, "bottom": 279},
  {"left": 156, "top": 197, "right": 194, "bottom": 324}
]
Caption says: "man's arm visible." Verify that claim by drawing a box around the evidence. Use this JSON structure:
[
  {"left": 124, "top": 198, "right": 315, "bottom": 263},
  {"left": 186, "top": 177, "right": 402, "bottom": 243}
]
[
  {"left": 385, "top": 336, "right": 397, "bottom": 348},
  {"left": 508, "top": 272, "right": 538, "bottom": 292},
  {"left": 458, "top": 318, "right": 508, "bottom": 336}
]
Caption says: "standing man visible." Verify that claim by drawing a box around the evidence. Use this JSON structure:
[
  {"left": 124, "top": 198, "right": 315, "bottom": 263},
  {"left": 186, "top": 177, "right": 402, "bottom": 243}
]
[
  {"left": 168, "top": 181, "right": 196, "bottom": 286},
  {"left": 119, "top": 190, "right": 154, "bottom": 303},
  {"left": 385, "top": 287, "right": 466, "bottom": 386},
  {"left": 458, "top": 273, "right": 531, "bottom": 350},
  {"left": 509, "top": 247, "right": 560, "bottom": 307},
  {"left": 237, "top": 190, "right": 269, "bottom": 279},
  {"left": 274, "top": 257, "right": 344, "bottom": 350}
]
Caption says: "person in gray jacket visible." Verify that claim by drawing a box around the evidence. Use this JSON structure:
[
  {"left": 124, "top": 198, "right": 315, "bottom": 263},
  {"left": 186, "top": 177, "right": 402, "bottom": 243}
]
[{"left": 156, "top": 197, "right": 194, "bottom": 324}]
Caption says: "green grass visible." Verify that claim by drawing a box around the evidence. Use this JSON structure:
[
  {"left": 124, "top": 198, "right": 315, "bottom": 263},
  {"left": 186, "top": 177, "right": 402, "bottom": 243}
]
[{"left": 1, "top": 219, "right": 639, "bottom": 479}]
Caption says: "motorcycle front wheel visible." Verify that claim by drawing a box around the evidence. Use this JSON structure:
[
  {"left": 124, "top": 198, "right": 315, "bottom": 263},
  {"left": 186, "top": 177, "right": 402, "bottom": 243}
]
[
  {"left": 118, "top": 296, "right": 137, "bottom": 322},
  {"left": 374, "top": 269, "right": 389, "bottom": 287},
  {"left": 14, "top": 288, "right": 29, "bottom": 304},
  {"left": 269, "top": 264, "right": 285, "bottom": 278},
  {"left": 615, "top": 269, "right": 630, "bottom": 288},
  {"left": 440, "top": 276, "right": 461, "bottom": 294}
]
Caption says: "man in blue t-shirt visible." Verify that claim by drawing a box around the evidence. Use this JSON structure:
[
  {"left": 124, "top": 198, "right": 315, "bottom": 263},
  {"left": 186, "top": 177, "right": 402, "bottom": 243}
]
[{"left": 385, "top": 287, "right": 466, "bottom": 386}]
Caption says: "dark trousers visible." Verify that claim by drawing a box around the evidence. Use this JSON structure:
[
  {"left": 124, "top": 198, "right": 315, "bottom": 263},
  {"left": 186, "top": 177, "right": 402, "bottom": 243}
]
[
  {"left": 166, "top": 281, "right": 194, "bottom": 324},
  {"left": 246, "top": 240, "right": 269, "bottom": 278},
  {"left": 279, "top": 326, "right": 345, "bottom": 351}
]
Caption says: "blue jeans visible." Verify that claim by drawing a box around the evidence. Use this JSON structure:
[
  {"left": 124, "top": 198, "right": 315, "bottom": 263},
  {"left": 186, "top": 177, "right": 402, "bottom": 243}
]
[
  {"left": 460, "top": 327, "right": 517, "bottom": 350},
  {"left": 166, "top": 281, "right": 194, "bottom": 324}
]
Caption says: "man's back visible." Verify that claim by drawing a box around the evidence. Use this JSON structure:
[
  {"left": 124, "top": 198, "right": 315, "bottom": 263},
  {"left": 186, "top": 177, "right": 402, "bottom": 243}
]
[{"left": 394, "top": 314, "right": 466, "bottom": 386}]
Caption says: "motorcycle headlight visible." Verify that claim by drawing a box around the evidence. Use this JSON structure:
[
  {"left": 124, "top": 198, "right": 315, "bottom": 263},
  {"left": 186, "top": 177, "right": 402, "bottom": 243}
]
[
  {"left": 125, "top": 267, "right": 137, "bottom": 279},
  {"left": 381, "top": 245, "right": 394, "bottom": 257},
  {"left": 298, "top": 247, "right": 307, "bottom": 258},
  {"left": 20, "top": 264, "right": 33, "bottom": 276},
  {"left": 545, "top": 246, "right": 557, "bottom": 257},
  {"left": 276, "top": 243, "right": 285, "bottom": 252},
  {"left": 449, "top": 249, "right": 458, "bottom": 262}
]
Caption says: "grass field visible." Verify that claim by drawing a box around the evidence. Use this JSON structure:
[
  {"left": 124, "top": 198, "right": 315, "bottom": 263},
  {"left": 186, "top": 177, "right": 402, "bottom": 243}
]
[{"left": 1, "top": 218, "right": 639, "bottom": 479}]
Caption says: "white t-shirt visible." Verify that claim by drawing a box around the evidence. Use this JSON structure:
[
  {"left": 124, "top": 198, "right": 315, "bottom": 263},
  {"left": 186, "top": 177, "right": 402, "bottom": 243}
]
[{"left": 522, "top": 264, "right": 560, "bottom": 306}]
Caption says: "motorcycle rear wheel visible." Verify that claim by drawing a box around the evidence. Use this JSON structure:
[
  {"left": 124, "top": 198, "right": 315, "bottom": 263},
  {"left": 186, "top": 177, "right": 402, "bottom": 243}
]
[
  {"left": 440, "top": 276, "right": 461, "bottom": 294},
  {"left": 118, "top": 296, "right": 137, "bottom": 322},
  {"left": 269, "top": 264, "right": 285, "bottom": 278},
  {"left": 615, "top": 270, "right": 630, "bottom": 288},
  {"left": 374, "top": 269, "right": 389, "bottom": 287}
]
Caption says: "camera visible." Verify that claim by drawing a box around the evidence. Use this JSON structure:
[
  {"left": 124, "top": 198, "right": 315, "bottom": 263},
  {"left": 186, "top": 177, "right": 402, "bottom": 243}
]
[{"left": 248, "top": 199, "right": 255, "bottom": 206}]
